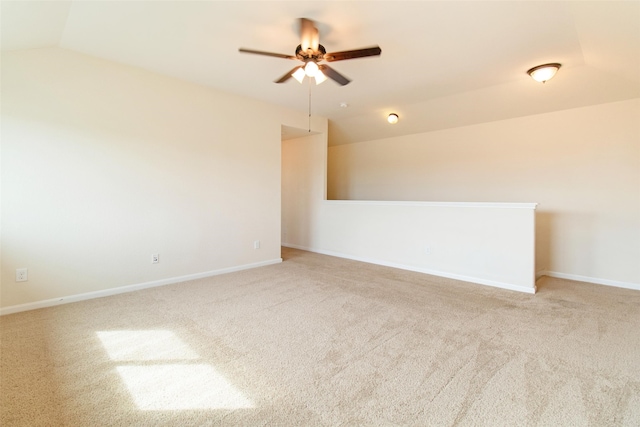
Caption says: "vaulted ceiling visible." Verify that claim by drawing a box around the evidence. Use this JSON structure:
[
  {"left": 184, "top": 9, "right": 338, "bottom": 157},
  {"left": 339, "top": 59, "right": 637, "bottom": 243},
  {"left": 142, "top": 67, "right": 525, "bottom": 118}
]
[{"left": 2, "top": 1, "right": 639, "bottom": 145}]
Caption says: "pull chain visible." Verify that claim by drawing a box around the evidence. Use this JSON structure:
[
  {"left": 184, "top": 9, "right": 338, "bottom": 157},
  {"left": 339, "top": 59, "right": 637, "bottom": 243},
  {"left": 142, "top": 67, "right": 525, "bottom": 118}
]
[{"left": 308, "top": 78, "right": 312, "bottom": 132}]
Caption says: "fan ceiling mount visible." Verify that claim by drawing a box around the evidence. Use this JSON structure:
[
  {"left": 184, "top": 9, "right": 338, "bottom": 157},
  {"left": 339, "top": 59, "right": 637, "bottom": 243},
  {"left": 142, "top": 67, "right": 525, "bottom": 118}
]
[{"left": 239, "top": 18, "right": 381, "bottom": 86}]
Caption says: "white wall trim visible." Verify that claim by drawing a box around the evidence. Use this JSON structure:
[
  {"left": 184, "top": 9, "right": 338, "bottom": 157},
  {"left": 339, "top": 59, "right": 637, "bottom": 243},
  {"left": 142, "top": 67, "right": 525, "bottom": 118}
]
[
  {"left": 537, "top": 270, "right": 640, "bottom": 291},
  {"left": 0, "top": 258, "right": 283, "bottom": 316},
  {"left": 324, "top": 200, "right": 538, "bottom": 210},
  {"left": 284, "top": 243, "right": 536, "bottom": 294}
]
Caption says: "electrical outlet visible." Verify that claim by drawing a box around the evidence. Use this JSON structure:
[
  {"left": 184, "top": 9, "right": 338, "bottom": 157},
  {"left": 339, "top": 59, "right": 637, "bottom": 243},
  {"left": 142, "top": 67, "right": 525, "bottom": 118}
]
[
  {"left": 254, "top": 240, "right": 260, "bottom": 249},
  {"left": 16, "top": 268, "right": 28, "bottom": 282},
  {"left": 424, "top": 245, "right": 432, "bottom": 255},
  {"left": 152, "top": 254, "right": 159, "bottom": 264}
]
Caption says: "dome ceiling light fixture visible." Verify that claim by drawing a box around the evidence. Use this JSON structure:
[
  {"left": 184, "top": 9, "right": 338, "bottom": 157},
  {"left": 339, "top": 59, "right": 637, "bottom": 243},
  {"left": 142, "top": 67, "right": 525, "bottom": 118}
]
[
  {"left": 387, "top": 113, "right": 399, "bottom": 124},
  {"left": 527, "top": 63, "right": 561, "bottom": 83}
]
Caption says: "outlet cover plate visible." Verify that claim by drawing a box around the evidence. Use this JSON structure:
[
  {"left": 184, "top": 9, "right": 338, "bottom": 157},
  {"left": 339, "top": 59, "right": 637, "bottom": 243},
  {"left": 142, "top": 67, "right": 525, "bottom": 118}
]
[{"left": 16, "top": 268, "right": 28, "bottom": 282}]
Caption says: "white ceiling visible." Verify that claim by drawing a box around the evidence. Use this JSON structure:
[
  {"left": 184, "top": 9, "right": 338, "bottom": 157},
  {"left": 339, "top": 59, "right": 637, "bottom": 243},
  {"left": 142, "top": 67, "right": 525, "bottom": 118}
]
[{"left": 2, "top": 1, "right": 639, "bottom": 145}]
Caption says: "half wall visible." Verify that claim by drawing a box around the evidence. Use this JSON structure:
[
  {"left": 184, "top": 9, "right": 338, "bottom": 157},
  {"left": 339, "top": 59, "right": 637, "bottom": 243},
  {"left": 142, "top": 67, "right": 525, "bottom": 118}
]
[{"left": 282, "top": 133, "right": 537, "bottom": 293}]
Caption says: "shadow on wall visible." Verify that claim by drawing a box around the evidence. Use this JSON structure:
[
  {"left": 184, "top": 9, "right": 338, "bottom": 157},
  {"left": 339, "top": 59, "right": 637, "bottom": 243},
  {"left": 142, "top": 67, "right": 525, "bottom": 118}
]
[{"left": 535, "top": 211, "right": 553, "bottom": 275}]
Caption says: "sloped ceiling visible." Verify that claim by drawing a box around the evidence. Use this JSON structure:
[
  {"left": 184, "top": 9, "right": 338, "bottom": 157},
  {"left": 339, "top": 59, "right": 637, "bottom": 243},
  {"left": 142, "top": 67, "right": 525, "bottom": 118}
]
[{"left": 2, "top": 1, "right": 639, "bottom": 145}]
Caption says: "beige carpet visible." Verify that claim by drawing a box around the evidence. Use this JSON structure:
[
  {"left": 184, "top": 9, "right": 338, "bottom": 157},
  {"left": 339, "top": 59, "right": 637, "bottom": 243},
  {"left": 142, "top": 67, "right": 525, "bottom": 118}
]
[{"left": 1, "top": 247, "right": 639, "bottom": 426}]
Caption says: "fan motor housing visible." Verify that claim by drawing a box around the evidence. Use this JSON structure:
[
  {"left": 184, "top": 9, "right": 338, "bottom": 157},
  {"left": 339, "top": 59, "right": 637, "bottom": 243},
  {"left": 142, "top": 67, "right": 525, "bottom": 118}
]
[{"left": 296, "top": 44, "right": 326, "bottom": 62}]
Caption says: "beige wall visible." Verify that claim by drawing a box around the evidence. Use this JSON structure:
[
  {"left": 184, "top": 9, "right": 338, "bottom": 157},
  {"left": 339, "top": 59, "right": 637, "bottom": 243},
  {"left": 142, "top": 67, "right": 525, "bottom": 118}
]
[
  {"left": 328, "top": 99, "right": 640, "bottom": 288},
  {"left": 282, "top": 134, "right": 327, "bottom": 247},
  {"left": 1, "top": 47, "right": 307, "bottom": 310},
  {"left": 283, "top": 134, "right": 537, "bottom": 292}
]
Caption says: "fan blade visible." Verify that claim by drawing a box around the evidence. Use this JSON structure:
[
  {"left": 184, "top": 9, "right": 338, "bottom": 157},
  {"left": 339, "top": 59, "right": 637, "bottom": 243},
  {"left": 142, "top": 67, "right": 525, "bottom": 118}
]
[
  {"left": 300, "top": 18, "right": 319, "bottom": 52},
  {"left": 324, "top": 46, "right": 381, "bottom": 62},
  {"left": 319, "top": 64, "right": 351, "bottom": 86},
  {"left": 275, "top": 66, "right": 303, "bottom": 83},
  {"left": 239, "top": 48, "right": 296, "bottom": 60}
]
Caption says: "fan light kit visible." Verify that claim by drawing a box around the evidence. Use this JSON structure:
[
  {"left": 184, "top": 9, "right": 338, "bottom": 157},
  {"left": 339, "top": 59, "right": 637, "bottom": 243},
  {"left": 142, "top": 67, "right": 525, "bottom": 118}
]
[
  {"left": 239, "top": 18, "right": 381, "bottom": 86},
  {"left": 527, "top": 63, "right": 561, "bottom": 83},
  {"left": 388, "top": 113, "right": 399, "bottom": 124}
]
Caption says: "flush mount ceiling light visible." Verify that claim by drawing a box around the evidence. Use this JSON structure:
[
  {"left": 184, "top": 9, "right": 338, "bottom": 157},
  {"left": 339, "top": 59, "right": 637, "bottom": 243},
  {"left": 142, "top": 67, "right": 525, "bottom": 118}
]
[
  {"left": 527, "top": 63, "right": 561, "bottom": 83},
  {"left": 387, "top": 113, "right": 399, "bottom": 124}
]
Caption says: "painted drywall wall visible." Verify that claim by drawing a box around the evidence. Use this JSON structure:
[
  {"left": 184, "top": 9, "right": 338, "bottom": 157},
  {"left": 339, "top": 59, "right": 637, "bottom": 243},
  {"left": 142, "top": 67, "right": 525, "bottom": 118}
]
[
  {"left": 1, "top": 47, "right": 313, "bottom": 311},
  {"left": 282, "top": 134, "right": 537, "bottom": 292},
  {"left": 328, "top": 99, "right": 640, "bottom": 288}
]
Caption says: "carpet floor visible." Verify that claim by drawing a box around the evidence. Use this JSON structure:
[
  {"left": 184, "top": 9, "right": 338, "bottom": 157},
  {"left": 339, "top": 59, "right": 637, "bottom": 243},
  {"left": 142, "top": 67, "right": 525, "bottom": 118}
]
[{"left": 1, "top": 247, "right": 639, "bottom": 426}]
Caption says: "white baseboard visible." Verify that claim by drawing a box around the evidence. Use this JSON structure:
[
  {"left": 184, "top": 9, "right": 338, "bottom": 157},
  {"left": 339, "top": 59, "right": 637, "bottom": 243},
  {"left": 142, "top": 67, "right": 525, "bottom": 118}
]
[
  {"left": 283, "top": 243, "right": 536, "bottom": 294},
  {"left": 0, "top": 258, "right": 283, "bottom": 316},
  {"left": 537, "top": 270, "right": 640, "bottom": 291}
]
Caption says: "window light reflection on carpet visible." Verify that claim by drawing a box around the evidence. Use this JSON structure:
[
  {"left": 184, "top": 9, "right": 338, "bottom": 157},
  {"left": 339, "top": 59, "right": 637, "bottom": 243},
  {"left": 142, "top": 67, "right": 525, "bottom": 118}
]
[
  {"left": 97, "top": 330, "right": 199, "bottom": 361},
  {"left": 97, "top": 330, "right": 253, "bottom": 410}
]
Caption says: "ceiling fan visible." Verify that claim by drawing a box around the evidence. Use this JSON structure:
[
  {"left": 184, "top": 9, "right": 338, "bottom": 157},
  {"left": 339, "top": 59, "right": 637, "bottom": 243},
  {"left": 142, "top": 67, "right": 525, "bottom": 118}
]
[{"left": 239, "top": 18, "right": 381, "bottom": 86}]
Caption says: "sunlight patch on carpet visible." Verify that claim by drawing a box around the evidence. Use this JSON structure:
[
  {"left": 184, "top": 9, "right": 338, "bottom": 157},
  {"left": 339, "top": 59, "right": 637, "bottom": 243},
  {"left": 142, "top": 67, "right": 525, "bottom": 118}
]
[
  {"left": 97, "top": 330, "right": 253, "bottom": 410},
  {"left": 97, "top": 330, "right": 199, "bottom": 361},
  {"left": 116, "top": 364, "right": 253, "bottom": 410}
]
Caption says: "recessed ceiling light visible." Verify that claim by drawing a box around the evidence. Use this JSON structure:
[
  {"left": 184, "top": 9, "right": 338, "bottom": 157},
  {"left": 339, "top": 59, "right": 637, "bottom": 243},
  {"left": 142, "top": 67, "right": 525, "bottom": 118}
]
[
  {"left": 387, "top": 113, "right": 399, "bottom": 124},
  {"left": 340, "top": 102, "right": 348, "bottom": 108}
]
